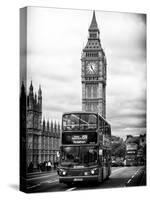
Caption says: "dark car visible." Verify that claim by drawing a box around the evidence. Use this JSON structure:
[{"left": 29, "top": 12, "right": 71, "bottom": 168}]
[
  {"left": 111, "top": 160, "right": 118, "bottom": 167},
  {"left": 117, "top": 160, "right": 124, "bottom": 167},
  {"left": 111, "top": 160, "right": 124, "bottom": 167}
]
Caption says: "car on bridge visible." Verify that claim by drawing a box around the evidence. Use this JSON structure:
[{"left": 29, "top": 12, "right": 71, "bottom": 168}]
[{"left": 111, "top": 160, "right": 124, "bottom": 167}]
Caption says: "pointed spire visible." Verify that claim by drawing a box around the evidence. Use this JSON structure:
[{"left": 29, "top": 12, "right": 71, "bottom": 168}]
[
  {"left": 28, "top": 81, "right": 34, "bottom": 109},
  {"left": 47, "top": 120, "right": 49, "bottom": 131},
  {"left": 38, "top": 85, "right": 42, "bottom": 111},
  {"left": 29, "top": 81, "right": 33, "bottom": 92},
  {"left": 89, "top": 10, "right": 98, "bottom": 31},
  {"left": 20, "top": 81, "right": 26, "bottom": 109},
  {"left": 38, "top": 84, "right": 42, "bottom": 97},
  {"left": 21, "top": 81, "right": 26, "bottom": 97},
  {"left": 21, "top": 81, "right": 25, "bottom": 91},
  {"left": 54, "top": 121, "right": 57, "bottom": 134},
  {"left": 57, "top": 122, "right": 60, "bottom": 137},
  {"left": 35, "top": 93, "right": 37, "bottom": 103},
  {"left": 51, "top": 120, "right": 53, "bottom": 134},
  {"left": 43, "top": 117, "right": 45, "bottom": 131}
]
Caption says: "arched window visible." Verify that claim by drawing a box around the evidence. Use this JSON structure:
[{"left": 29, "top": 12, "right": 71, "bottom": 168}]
[
  {"left": 93, "top": 85, "right": 98, "bottom": 98},
  {"left": 87, "top": 85, "right": 92, "bottom": 98}
]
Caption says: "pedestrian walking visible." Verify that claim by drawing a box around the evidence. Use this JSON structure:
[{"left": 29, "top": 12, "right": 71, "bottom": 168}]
[{"left": 47, "top": 161, "right": 52, "bottom": 171}]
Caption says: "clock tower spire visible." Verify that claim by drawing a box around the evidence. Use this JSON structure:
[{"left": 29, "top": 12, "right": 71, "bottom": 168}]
[
  {"left": 81, "top": 11, "right": 107, "bottom": 118},
  {"left": 89, "top": 10, "right": 98, "bottom": 31}
]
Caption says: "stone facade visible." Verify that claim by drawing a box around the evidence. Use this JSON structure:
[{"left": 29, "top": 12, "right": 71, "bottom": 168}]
[
  {"left": 20, "top": 81, "right": 60, "bottom": 170},
  {"left": 81, "top": 11, "right": 107, "bottom": 118}
]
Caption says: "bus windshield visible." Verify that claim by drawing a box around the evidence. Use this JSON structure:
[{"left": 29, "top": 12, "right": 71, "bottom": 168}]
[
  {"left": 60, "top": 146, "right": 98, "bottom": 167},
  {"left": 62, "top": 113, "right": 97, "bottom": 131}
]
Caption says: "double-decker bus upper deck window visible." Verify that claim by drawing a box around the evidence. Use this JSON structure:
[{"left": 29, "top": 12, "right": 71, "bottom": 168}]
[
  {"left": 62, "top": 113, "right": 97, "bottom": 131},
  {"left": 80, "top": 114, "right": 97, "bottom": 130},
  {"left": 63, "top": 114, "right": 80, "bottom": 131}
]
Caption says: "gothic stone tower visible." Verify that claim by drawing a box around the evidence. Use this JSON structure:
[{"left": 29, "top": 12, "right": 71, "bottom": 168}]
[
  {"left": 26, "top": 81, "right": 60, "bottom": 169},
  {"left": 27, "top": 81, "right": 42, "bottom": 168},
  {"left": 81, "top": 11, "right": 107, "bottom": 118}
]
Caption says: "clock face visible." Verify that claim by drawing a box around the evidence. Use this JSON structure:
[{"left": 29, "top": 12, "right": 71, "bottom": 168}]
[{"left": 86, "top": 62, "right": 98, "bottom": 74}]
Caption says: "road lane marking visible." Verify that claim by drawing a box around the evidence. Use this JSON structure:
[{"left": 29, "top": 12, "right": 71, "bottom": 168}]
[
  {"left": 40, "top": 179, "right": 58, "bottom": 184},
  {"left": 66, "top": 187, "right": 77, "bottom": 192},
  {"left": 131, "top": 167, "right": 141, "bottom": 179},
  {"left": 27, "top": 179, "right": 59, "bottom": 189},
  {"left": 125, "top": 167, "right": 142, "bottom": 186},
  {"left": 27, "top": 173, "right": 57, "bottom": 181},
  {"left": 127, "top": 179, "right": 132, "bottom": 184},
  {"left": 45, "top": 180, "right": 58, "bottom": 184},
  {"left": 111, "top": 167, "right": 127, "bottom": 175},
  {"left": 134, "top": 167, "right": 141, "bottom": 175}
]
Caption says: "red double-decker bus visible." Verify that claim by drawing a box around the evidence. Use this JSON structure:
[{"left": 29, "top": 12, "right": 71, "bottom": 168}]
[{"left": 57, "top": 112, "right": 111, "bottom": 186}]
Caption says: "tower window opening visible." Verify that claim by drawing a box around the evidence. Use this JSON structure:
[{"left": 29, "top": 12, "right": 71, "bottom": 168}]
[{"left": 90, "top": 33, "right": 96, "bottom": 38}]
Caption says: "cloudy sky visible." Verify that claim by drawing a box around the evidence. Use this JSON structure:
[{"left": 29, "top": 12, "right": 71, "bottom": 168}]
[{"left": 25, "top": 7, "right": 146, "bottom": 139}]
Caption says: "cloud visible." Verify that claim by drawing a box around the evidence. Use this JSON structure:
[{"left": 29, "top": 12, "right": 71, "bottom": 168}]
[{"left": 25, "top": 7, "right": 146, "bottom": 139}]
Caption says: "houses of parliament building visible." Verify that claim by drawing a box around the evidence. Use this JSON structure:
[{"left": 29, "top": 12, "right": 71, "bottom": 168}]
[{"left": 20, "top": 81, "right": 60, "bottom": 171}]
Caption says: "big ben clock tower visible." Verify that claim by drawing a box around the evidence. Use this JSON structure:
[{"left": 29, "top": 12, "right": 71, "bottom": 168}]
[{"left": 81, "top": 11, "right": 107, "bottom": 118}]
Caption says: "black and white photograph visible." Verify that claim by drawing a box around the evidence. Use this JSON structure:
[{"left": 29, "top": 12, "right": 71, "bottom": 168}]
[{"left": 20, "top": 6, "right": 146, "bottom": 193}]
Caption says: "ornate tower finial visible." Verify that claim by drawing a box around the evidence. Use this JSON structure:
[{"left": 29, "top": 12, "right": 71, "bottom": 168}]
[
  {"left": 35, "top": 93, "right": 37, "bottom": 103},
  {"left": 51, "top": 120, "right": 54, "bottom": 134},
  {"left": 21, "top": 81, "right": 26, "bottom": 96},
  {"left": 38, "top": 84, "right": 42, "bottom": 97},
  {"left": 89, "top": 10, "right": 98, "bottom": 31},
  {"left": 29, "top": 81, "right": 33, "bottom": 93},
  {"left": 38, "top": 84, "right": 42, "bottom": 112},
  {"left": 43, "top": 117, "right": 45, "bottom": 131},
  {"left": 54, "top": 121, "right": 57, "bottom": 135},
  {"left": 28, "top": 81, "right": 34, "bottom": 109}
]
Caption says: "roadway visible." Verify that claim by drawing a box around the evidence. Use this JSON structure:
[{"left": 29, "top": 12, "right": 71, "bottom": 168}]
[{"left": 24, "top": 166, "right": 146, "bottom": 193}]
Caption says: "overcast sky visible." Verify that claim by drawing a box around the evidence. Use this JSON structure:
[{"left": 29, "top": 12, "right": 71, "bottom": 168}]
[{"left": 25, "top": 7, "right": 146, "bottom": 139}]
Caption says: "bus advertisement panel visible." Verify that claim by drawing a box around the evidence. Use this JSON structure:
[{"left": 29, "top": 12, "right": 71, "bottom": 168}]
[{"left": 62, "top": 132, "right": 97, "bottom": 144}]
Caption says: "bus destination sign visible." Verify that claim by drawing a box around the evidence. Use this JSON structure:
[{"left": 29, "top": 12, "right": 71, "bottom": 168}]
[
  {"left": 62, "top": 132, "right": 97, "bottom": 144},
  {"left": 72, "top": 135, "right": 88, "bottom": 144}
]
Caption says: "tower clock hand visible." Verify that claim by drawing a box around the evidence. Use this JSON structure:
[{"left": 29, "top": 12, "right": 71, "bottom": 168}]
[{"left": 91, "top": 65, "right": 96, "bottom": 73}]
